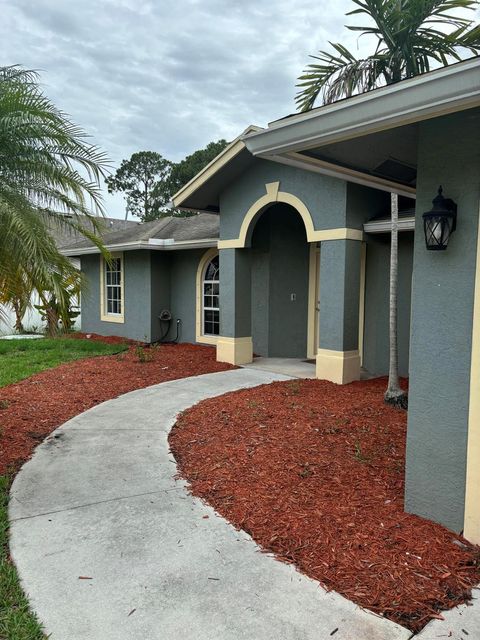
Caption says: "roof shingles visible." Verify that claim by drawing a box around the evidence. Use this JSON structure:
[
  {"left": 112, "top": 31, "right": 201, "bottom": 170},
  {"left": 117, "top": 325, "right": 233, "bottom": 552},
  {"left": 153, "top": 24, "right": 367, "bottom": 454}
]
[{"left": 62, "top": 213, "right": 219, "bottom": 254}]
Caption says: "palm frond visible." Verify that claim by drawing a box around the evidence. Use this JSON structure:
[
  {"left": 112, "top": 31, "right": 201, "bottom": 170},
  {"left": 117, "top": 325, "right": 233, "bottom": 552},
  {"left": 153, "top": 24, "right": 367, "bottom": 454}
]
[
  {"left": 296, "top": 47, "right": 386, "bottom": 110},
  {"left": 0, "top": 65, "right": 111, "bottom": 324},
  {"left": 297, "top": 0, "right": 480, "bottom": 110}
]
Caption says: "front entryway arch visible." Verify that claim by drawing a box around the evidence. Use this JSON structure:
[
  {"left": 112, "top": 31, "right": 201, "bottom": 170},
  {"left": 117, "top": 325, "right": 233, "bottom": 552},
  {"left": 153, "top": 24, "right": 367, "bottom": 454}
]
[
  {"left": 217, "top": 181, "right": 363, "bottom": 250},
  {"left": 218, "top": 182, "right": 318, "bottom": 249},
  {"left": 249, "top": 202, "right": 314, "bottom": 360}
]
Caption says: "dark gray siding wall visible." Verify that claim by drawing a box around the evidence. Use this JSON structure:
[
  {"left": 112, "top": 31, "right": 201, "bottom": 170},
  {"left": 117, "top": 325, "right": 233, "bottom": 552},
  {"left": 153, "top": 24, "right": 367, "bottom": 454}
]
[
  {"left": 405, "top": 109, "right": 480, "bottom": 532},
  {"left": 219, "top": 159, "right": 388, "bottom": 240},
  {"left": 250, "top": 204, "right": 309, "bottom": 358},
  {"left": 219, "top": 249, "right": 252, "bottom": 338},
  {"left": 150, "top": 252, "right": 172, "bottom": 342},
  {"left": 250, "top": 250, "right": 269, "bottom": 355},
  {"left": 219, "top": 158, "right": 347, "bottom": 240},
  {"left": 81, "top": 249, "right": 208, "bottom": 345},
  {"left": 346, "top": 182, "right": 391, "bottom": 229},
  {"left": 80, "top": 251, "right": 152, "bottom": 342},
  {"left": 169, "top": 249, "right": 205, "bottom": 344},
  {"left": 319, "top": 239, "right": 361, "bottom": 352},
  {"left": 363, "top": 233, "right": 413, "bottom": 377}
]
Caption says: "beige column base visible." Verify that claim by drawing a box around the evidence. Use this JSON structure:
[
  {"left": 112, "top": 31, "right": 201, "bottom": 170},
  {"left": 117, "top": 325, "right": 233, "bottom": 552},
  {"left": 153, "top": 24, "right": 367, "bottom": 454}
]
[
  {"left": 216, "top": 336, "right": 253, "bottom": 366},
  {"left": 316, "top": 348, "right": 361, "bottom": 384}
]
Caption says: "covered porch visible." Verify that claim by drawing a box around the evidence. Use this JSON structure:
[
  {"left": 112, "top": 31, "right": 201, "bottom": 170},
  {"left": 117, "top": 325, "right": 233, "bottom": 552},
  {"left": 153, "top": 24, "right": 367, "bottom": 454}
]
[
  {"left": 173, "top": 58, "right": 480, "bottom": 541},
  {"left": 242, "top": 59, "right": 480, "bottom": 541}
]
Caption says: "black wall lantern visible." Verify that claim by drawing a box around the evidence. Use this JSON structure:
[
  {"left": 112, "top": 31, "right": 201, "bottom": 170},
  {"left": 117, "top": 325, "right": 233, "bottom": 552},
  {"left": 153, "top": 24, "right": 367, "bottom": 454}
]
[{"left": 422, "top": 186, "right": 457, "bottom": 251}]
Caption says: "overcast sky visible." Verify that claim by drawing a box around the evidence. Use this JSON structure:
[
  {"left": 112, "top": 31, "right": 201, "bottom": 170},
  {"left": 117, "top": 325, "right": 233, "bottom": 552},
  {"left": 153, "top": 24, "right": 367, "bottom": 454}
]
[{"left": 2, "top": 1, "right": 478, "bottom": 218}]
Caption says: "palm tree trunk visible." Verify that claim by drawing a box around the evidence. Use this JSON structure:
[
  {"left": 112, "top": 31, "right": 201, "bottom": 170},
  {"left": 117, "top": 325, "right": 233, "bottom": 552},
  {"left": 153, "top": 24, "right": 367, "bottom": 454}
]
[
  {"left": 12, "top": 298, "right": 24, "bottom": 333},
  {"left": 385, "top": 192, "right": 408, "bottom": 409},
  {"left": 38, "top": 292, "right": 60, "bottom": 337}
]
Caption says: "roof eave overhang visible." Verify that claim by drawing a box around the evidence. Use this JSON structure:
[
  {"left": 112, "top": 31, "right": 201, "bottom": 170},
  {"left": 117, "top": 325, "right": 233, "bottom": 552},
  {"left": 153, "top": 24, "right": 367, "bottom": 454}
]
[
  {"left": 62, "top": 238, "right": 218, "bottom": 256},
  {"left": 270, "top": 151, "right": 416, "bottom": 199},
  {"left": 243, "top": 58, "right": 480, "bottom": 157},
  {"left": 172, "top": 125, "right": 262, "bottom": 209}
]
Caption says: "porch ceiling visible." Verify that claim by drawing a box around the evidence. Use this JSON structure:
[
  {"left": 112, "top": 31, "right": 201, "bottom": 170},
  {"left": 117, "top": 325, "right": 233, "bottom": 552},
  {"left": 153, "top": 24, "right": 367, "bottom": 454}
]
[
  {"left": 299, "top": 123, "right": 418, "bottom": 188},
  {"left": 243, "top": 58, "right": 480, "bottom": 196}
]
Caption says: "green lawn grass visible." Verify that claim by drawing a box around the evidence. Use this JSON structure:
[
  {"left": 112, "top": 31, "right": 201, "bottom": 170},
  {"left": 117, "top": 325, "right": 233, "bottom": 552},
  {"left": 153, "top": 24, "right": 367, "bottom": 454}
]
[
  {"left": 0, "top": 337, "right": 127, "bottom": 387},
  {"left": 0, "top": 476, "right": 45, "bottom": 640},
  {"left": 0, "top": 337, "right": 128, "bottom": 639}
]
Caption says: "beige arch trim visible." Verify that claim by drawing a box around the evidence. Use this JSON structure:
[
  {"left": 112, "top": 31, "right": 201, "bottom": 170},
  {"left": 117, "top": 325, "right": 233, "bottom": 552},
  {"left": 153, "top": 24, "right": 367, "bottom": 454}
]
[
  {"left": 464, "top": 203, "right": 480, "bottom": 544},
  {"left": 217, "top": 182, "right": 363, "bottom": 249},
  {"left": 195, "top": 247, "right": 219, "bottom": 346}
]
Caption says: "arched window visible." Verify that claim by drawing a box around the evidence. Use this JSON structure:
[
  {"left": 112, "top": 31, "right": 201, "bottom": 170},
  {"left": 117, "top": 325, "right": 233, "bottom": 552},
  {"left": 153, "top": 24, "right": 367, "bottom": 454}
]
[{"left": 202, "top": 254, "right": 220, "bottom": 335}]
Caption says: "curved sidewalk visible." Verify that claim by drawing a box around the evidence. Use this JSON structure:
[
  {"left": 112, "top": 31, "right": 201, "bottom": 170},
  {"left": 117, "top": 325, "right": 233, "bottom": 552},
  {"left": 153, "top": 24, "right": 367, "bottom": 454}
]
[{"left": 10, "top": 368, "right": 411, "bottom": 640}]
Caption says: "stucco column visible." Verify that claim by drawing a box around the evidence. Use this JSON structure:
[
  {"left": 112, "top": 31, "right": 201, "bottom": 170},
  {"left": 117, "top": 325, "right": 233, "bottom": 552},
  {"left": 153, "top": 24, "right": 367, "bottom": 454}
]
[
  {"left": 216, "top": 248, "right": 253, "bottom": 365},
  {"left": 405, "top": 112, "right": 480, "bottom": 538},
  {"left": 316, "top": 239, "right": 362, "bottom": 384}
]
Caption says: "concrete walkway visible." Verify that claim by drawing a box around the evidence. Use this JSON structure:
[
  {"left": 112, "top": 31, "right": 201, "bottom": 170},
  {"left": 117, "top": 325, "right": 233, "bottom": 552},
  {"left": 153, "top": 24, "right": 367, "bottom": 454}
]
[
  {"left": 244, "top": 356, "right": 317, "bottom": 378},
  {"left": 8, "top": 368, "right": 452, "bottom": 640}
]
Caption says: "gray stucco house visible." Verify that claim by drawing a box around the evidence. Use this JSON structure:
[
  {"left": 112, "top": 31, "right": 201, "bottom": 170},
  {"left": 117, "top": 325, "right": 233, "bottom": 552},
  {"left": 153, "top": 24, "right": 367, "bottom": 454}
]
[{"left": 64, "top": 57, "right": 480, "bottom": 545}]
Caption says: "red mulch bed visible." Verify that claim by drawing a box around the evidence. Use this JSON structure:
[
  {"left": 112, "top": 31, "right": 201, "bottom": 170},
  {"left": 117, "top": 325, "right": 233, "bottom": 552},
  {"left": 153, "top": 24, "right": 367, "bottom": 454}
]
[
  {"left": 0, "top": 341, "right": 234, "bottom": 476},
  {"left": 169, "top": 377, "right": 480, "bottom": 632}
]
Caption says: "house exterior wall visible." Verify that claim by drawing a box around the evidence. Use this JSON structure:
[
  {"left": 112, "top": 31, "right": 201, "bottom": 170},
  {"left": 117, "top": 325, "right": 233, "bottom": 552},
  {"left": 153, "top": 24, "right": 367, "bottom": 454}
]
[
  {"left": 216, "top": 155, "right": 392, "bottom": 377},
  {"left": 319, "top": 239, "right": 362, "bottom": 352},
  {"left": 219, "top": 248, "right": 252, "bottom": 338},
  {"left": 150, "top": 252, "right": 171, "bottom": 342},
  {"left": 346, "top": 182, "right": 390, "bottom": 229},
  {"left": 81, "top": 251, "right": 152, "bottom": 342},
  {"left": 405, "top": 110, "right": 480, "bottom": 533},
  {"left": 219, "top": 158, "right": 348, "bottom": 240},
  {"left": 250, "top": 204, "right": 309, "bottom": 358},
  {"left": 169, "top": 249, "right": 206, "bottom": 344},
  {"left": 363, "top": 232, "right": 413, "bottom": 377},
  {"left": 81, "top": 249, "right": 209, "bottom": 345}
]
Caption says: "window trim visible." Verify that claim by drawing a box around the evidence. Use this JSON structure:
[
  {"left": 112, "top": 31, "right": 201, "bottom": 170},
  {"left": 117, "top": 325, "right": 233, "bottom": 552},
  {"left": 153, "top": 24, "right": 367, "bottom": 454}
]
[
  {"left": 100, "top": 252, "right": 125, "bottom": 324},
  {"left": 196, "top": 248, "right": 219, "bottom": 345}
]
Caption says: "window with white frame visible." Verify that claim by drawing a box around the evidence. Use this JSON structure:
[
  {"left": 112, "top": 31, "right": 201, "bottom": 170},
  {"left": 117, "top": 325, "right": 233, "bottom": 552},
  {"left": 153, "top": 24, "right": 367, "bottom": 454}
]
[
  {"left": 202, "top": 254, "right": 219, "bottom": 335},
  {"left": 104, "top": 256, "right": 123, "bottom": 316}
]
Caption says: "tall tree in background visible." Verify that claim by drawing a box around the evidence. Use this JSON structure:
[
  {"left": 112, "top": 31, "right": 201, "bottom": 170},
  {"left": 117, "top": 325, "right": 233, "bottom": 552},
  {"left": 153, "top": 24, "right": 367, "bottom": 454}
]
[
  {"left": 0, "top": 65, "right": 109, "bottom": 329},
  {"left": 110, "top": 140, "right": 229, "bottom": 220},
  {"left": 105, "top": 151, "right": 171, "bottom": 222},
  {"left": 296, "top": 0, "right": 480, "bottom": 408},
  {"left": 153, "top": 139, "right": 228, "bottom": 216}
]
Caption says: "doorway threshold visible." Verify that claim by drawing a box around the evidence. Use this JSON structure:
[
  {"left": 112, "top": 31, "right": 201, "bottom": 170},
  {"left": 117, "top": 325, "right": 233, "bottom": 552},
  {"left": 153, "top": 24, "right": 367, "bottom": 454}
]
[{"left": 243, "top": 357, "right": 317, "bottom": 379}]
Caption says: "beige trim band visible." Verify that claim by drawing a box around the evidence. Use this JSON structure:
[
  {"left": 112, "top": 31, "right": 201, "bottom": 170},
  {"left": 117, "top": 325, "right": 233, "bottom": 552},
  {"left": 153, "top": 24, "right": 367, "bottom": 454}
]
[
  {"left": 464, "top": 204, "right": 480, "bottom": 544},
  {"left": 217, "top": 183, "right": 363, "bottom": 249},
  {"left": 218, "top": 227, "right": 363, "bottom": 249},
  {"left": 316, "top": 348, "right": 361, "bottom": 385},
  {"left": 216, "top": 336, "right": 253, "bottom": 365}
]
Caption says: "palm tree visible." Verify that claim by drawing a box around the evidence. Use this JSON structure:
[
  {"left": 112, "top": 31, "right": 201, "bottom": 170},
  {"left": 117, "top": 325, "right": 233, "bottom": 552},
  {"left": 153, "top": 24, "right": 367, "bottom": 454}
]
[
  {"left": 296, "top": 0, "right": 480, "bottom": 111},
  {"left": 296, "top": 0, "right": 479, "bottom": 408},
  {"left": 0, "top": 66, "right": 109, "bottom": 328}
]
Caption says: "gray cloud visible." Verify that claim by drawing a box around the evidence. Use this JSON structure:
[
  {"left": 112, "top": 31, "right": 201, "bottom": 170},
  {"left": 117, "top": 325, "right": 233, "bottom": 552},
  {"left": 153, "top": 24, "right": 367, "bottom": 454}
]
[{"left": 2, "top": 0, "right": 478, "bottom": 217}]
